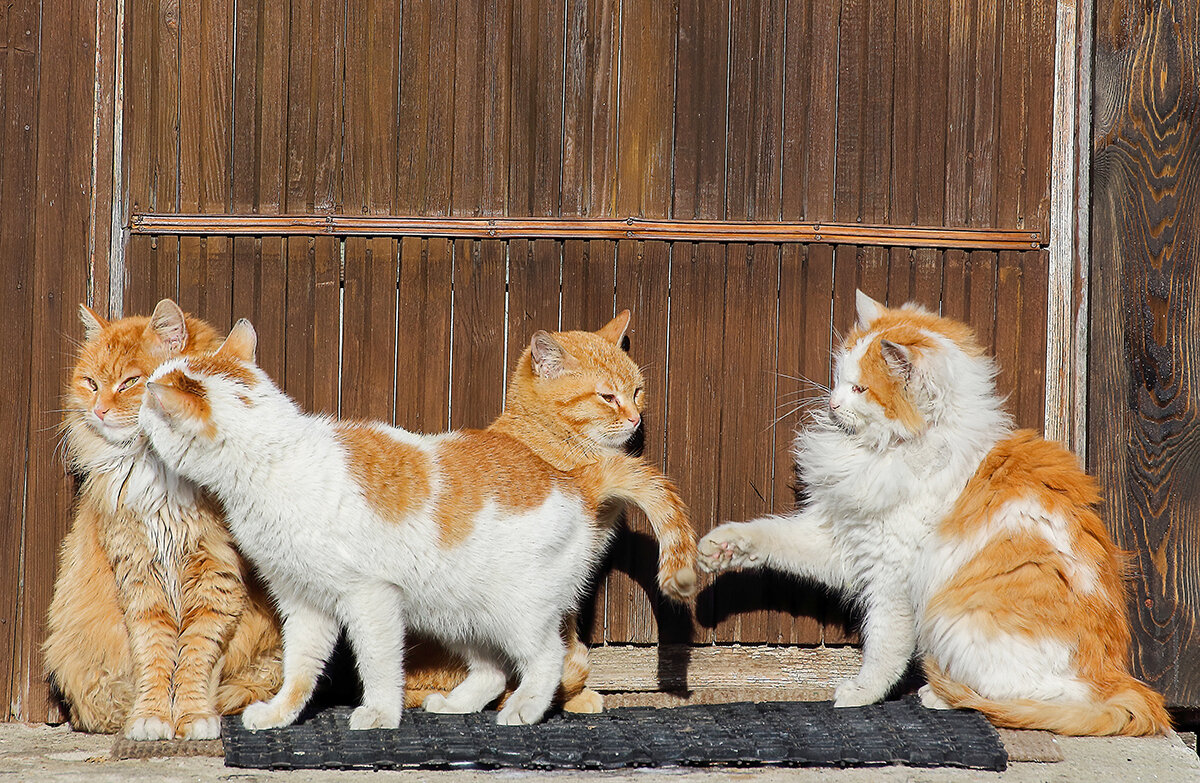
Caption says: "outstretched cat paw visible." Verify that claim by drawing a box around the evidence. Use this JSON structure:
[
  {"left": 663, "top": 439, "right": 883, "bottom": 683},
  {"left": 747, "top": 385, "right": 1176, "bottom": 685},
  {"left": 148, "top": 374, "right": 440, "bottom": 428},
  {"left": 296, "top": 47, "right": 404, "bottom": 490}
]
[
  {"left": 423, "top": 693, "right": 470, "bottom": 714},
  {"left": 349, "top": 704, "right": 401, "bottom": 730},
  {"left": 125, "top": 715, "right": 174, "bottom": 741},
  {"left": 698, "top": 525, "right": 761, "bottom": 573},
  {"left": 175, "top": 713, "right": 221, "bottom": 740}
]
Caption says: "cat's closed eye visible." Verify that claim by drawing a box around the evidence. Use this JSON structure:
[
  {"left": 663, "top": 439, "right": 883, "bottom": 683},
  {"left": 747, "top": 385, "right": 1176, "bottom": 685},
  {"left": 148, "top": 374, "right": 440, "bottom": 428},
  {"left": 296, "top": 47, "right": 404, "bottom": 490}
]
[{"left": 83, "top": 377, "right": 98, "bottom": 392}]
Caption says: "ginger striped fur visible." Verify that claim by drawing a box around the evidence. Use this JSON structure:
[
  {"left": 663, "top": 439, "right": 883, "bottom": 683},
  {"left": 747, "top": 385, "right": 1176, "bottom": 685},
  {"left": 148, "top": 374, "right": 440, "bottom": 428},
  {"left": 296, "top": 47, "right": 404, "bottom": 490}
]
[
  {"left": 45, "top": 301, "right": 280, "bottom": 740},
  {"left": 699, "top": 290, "right": 1168, "bottom": 736}
]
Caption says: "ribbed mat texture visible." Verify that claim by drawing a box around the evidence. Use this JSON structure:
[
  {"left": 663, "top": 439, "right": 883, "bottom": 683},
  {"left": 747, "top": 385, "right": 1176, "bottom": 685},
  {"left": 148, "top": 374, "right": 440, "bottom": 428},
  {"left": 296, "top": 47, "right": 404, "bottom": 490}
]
[{"left": 222, "top": 696, "right": 1007, "bottom": 771}]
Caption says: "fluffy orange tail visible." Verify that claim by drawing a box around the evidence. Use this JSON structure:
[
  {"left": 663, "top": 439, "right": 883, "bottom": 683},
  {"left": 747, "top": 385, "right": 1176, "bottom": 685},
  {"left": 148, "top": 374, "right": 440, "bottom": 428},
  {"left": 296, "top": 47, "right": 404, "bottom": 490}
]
[
  {"left": 578, "top": 454, "right": 698, "bottom": 602},
  {"left": 924, "top": 659, "right": 1171, "bottom": 737}
]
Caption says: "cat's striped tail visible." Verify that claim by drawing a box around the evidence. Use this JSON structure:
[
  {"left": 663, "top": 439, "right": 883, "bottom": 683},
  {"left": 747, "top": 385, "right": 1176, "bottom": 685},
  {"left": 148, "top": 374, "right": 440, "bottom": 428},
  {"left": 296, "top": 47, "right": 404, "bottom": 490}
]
[
  {"left": 578, "top": 455, "right": 698, "bottom": 602},
  {"left": 924, "top": 658, "right": 1171, "bottom": 736}
]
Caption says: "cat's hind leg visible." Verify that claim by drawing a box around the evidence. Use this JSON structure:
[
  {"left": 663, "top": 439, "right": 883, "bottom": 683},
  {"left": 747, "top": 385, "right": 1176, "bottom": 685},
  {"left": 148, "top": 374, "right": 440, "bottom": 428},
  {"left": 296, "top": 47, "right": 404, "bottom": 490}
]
[
  {"left": 423, "top": 648, "right": 507, "bottom": 714},
  {"left": 699, "top": 510, "right": 848, "bottom": 590},
  {"left": 340, "top": 583, "right": 406, "bottom": 730},
  {"left": 496, "top": 629, "right": 566, "bottom": 726},
  {"left": 242, "top": 597, "right": 339, "bottom": 731}
]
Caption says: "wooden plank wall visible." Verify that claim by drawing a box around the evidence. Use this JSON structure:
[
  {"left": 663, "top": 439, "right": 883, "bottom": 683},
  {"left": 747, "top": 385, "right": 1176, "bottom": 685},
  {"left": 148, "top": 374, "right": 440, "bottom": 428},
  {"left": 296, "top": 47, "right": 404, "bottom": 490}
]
[
  {"left": 1090, "top": 0, "right": 1200, "bottom": 707},
  {"left": 0, "top": 0, "right": 1059, "bottom": 722},
  {"left": 116, "top": 0, "right": 1055, "bottom": 650},
  {"left": 0, "top": 0, "right": 117, "bottom": 722}
]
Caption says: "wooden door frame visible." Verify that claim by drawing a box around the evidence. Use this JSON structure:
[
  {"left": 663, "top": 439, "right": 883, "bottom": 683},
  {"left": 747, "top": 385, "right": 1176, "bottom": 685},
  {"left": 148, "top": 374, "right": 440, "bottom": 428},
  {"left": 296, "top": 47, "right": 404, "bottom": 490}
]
[{"left": 1044, "top": 0, "right": 1093, "bottom": 459}]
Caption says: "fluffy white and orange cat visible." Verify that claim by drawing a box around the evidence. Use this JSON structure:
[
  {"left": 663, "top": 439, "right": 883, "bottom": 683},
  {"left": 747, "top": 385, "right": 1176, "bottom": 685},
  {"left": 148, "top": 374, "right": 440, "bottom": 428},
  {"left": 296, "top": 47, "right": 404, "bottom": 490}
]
[
  {"left": 45, "top": 301, "right": 280, "bottom": 740},
  {"left": 138, "top": 317, "right": 695, "bottom": 729},
  {"left": 700, "top": 290, "right": 1169, "bottom": 736}
]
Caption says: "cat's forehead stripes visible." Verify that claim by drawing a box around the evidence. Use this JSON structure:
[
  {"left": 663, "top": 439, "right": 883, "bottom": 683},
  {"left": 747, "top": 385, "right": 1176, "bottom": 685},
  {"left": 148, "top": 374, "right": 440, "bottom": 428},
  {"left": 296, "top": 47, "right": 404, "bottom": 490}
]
[{"left": 847, "top": 305, "right": 983, "bottom": 357}]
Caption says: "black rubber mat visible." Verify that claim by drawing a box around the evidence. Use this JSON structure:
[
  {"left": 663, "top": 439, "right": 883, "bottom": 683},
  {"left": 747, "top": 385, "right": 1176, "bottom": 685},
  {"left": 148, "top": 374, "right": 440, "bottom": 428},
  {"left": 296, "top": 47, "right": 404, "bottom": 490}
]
[{"left": 222, "top": 696, "right": 1006, "bottom": 771}]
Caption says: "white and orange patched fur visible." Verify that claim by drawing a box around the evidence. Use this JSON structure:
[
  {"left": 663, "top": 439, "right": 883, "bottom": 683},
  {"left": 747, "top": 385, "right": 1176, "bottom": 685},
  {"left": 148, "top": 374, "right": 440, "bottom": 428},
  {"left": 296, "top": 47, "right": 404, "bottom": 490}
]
[
  {"left": 699, "top": 290, "right": 1170, "bottom": 736},
  {"left": 137, "top": 319, "right": 695, "bottom": 729}
]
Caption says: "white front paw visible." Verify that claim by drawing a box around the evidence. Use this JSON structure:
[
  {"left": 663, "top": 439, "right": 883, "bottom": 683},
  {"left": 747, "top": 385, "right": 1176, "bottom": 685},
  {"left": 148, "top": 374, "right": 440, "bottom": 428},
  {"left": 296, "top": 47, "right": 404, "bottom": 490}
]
[
  {"left": 496, "top": 695, "right": 548, "bottom": 725},
  {"left": 242, "top": 700, "right": 293, "bottom": 731},
  {"left": 349, "top": 704, "right": 400, "bottom": 730},
  {"left": 698, "top": 524, "right": 761, "bottom": 573},
  {"left": 176, "top": 714, "right": 221, "bottom": 740},
  {"left": 125, "top": 715, "right": 174, "bottom": 741},
  {"left": 833, "top": 678, "right": 883, "bottom": 708}
]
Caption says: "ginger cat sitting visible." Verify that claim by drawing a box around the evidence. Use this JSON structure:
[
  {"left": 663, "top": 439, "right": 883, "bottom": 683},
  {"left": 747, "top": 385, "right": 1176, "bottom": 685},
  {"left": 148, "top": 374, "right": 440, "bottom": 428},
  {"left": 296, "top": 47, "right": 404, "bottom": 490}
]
[{"left": 45, "top": 301, "right": 281, "bottom": 739}]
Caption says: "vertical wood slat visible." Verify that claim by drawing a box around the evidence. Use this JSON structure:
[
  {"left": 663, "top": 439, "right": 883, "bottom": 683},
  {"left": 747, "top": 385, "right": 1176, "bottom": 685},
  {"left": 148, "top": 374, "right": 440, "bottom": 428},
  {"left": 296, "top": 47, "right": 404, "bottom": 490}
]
[
  {"left": 1090, "top": 0, "right": 1200, "bottom": 706},
  {"left": 0, "top": 0, "right": 42, "bottom": 723}
]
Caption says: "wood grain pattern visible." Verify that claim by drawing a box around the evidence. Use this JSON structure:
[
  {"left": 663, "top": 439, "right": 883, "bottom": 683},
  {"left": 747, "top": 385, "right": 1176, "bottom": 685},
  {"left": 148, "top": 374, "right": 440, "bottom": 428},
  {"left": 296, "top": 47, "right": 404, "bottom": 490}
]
[
  {"left": 0, "top": 0, "right": 1074, "bottom": 718},
  {"left": 1090, "top": 0, "right": 1200, "bottom": 707}
]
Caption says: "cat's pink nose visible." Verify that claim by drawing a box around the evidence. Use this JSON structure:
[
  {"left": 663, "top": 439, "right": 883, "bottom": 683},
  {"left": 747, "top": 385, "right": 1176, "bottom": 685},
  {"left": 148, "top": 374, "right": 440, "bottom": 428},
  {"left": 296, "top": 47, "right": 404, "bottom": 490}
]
[
  {"left": 829, "top": 399, "right": 841, "bottom": 411},
  {"left": 627, "top": 413, "right": 641, "bottom": 426},
  {"left": 94, "top": 406, "right": 109, "bottom": 420}
]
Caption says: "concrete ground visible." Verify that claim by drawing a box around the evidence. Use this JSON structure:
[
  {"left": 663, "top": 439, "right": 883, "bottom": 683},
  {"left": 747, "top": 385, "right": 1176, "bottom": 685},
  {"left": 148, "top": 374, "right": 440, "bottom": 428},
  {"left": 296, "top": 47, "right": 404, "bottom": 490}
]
[{"left": 0, "top": 722, "right": 1196, "bottom": 783}]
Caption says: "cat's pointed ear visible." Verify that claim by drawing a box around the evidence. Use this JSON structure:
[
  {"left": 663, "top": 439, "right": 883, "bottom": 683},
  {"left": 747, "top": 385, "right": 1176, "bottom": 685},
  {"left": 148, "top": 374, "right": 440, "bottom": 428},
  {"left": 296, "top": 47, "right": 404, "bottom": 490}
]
[
  {"left": 79, "top": 304, "right": 108, "bottom": 340},
  {"left": 530, "top": 331, "right": 579, "bottom": 379},
  {"left": 147, "top": 299, "right": 188, "bottom": 354},
  {"left": 855, "top": 290, "right": 886, "bottom": 329},
  {"left": 879, "top": 338, "right": 913, "bottom": 382},
  {"left": 596, "top": 310, "right": 631, "bottom": 345},
  {"left": 216, "top": 319, "right": 257, "bottom": 362}
]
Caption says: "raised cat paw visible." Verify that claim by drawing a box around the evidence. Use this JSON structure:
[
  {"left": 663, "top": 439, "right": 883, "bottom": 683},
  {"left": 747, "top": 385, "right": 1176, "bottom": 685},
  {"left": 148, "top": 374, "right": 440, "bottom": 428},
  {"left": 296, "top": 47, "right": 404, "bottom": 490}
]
[
  {"left": 175, "top": 713, "right": 221, "bottom": 740},
  {"left": 698, "top": 525, "right": 761, "bottom": 573},
  {"left": 833, "top": 678, "right": 884, "bottom": 708},
  {"left": 125, "top": 715, "right": 174, "bottom": 741},
  {"left": 349, "top": 704, "right": 401, "bottom": 730},
  {"left": 241, "top": 700, "right": 294, "bottom": 731}
]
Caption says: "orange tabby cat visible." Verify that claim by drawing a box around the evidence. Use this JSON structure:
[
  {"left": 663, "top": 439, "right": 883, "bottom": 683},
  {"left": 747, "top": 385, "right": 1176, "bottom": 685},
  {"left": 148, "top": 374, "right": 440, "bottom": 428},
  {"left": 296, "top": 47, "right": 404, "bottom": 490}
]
[
  {"left": 44, "top": 300, "right": 281, "bottom": 739},
  {"left": 403, "top": 312, "right": 697, "bottom": 713}
]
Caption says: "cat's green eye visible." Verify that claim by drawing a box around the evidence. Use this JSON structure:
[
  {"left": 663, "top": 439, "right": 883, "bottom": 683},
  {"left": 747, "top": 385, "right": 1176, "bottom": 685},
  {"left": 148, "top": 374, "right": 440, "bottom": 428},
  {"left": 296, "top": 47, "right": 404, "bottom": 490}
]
[
  {"left": 84, "top": 377, "right": 98, "bottom": 392},
  {"left": 119, "top": 375, "right": 142, "bottom": 391}
]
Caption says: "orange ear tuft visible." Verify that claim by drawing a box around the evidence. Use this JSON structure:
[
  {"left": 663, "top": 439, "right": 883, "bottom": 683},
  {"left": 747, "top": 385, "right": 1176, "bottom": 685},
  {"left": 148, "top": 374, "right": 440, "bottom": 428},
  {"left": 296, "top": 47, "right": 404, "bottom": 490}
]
[
  {"left": 148, "top": 299, "right": 188, "bottom": 354},
  {"left": 79, "top": 304, "right": 108, "bottom": 340},
  {"left": 595, "top": 310, "right": 632, "bottom": 345},
  {"left": 216, "top": 319, "right": 257, "bottom": 362}
]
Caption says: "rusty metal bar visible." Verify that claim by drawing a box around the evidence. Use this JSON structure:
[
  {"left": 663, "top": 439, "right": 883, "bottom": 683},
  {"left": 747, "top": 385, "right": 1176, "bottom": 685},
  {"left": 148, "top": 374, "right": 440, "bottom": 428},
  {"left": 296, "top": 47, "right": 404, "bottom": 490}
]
[{"left": 130, "top": 213, "right": 1044, "bottom": 250}]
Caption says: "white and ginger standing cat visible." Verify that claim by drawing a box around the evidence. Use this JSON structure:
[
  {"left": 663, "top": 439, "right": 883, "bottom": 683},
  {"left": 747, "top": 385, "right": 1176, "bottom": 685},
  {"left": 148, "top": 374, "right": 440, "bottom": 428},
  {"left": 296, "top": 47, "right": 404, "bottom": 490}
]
[
  {"left": 138, "top": 318, "right": 695, "bottom": 729},
  {"left": 404, "top": 311, "right": 698, "bottom": 714},
  {"left": 44, "top": 301, "right": 281, "bottom": 739},
  {"left": 699, "top": 291, "right": 1169, "bottom": 736}
]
